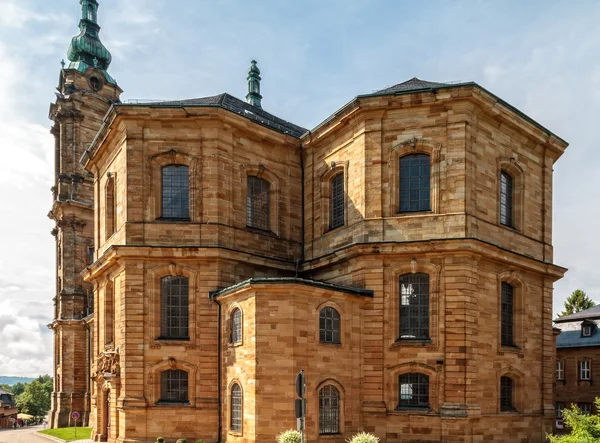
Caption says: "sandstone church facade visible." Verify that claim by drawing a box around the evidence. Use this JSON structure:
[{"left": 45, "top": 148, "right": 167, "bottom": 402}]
[{"left": 48, "top": 2, "right": 569, "bottom": 442}]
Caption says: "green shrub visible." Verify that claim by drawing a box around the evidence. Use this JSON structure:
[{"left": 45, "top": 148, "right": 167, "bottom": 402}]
[
  {"left": 196, "top": 440, "right": 205, "bottom": 443},
  {"left": 176, "top": 439, "right": 186, "bottom": 443},
  {"left": 347, "top": 432, "right": 380, "bottom": 443},
  {"left": 156, "top": 438, "right": 165, "bottom": 443},
  {"left": 276, "top": 429, "right": 302, "bottom": 443}
]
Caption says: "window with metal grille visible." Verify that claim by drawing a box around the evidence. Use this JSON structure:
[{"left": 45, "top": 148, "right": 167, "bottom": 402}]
[
  {"left": 105, "top": 177, "right": 116, "bottom": 239},
  {"left": 231, "top": 308, "right": 242, "bottom": 344},
  {"left": 160, "top": 276, "right": 189, "bottom": 339},
  {"left": 231, "top": 383, "right": 243, "bottom": 431},
  {"left": 500, "top": 376, "right": 514, "bottom": 411},
  {"left": 319, "top": 307, "right": 341, "bottom": 344},
  {"left": 579, "top": 403, "right": 592, "bottom": 415},
  {"left": 330, "top": 173, "right": 344, "bottom": 229},
  {"left": 319, "top": 385, "right": 340, "bottom": 434},
  {"left": 399, "top": 273, "right": 430, "bottom": 339},
  {"left": 399, "top": 154, "right": 430, "bottom": 213},
  {"left": 501, "top": 282, "right": 514, "bottom": 346},
  {"left": 556, "top": 402, "right": 565, "bottom": 418},
  {"left": 500, "top": 171, "right": 513, "bottom": 227},
  {"left": 397, "top": 373, "right": 429, "bottom": 409},
  {"left": 160, "top": 369, "right": 188, "bottom": 403},
  {"left": 247, "top": 176, "right": 270, "bottom": 230},
  {"left": 580, "top": 360, "right": 591, "bottom": 380},
  {"left": 161, "top": 165, "right": 189, "bottom": 219},
  {"left": 556, "top": 360, "right": 564, "bottom": 380}
]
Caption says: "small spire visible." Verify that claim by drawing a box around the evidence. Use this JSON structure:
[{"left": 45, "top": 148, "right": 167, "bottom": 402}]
[{"left": 246, "top": 60, "right": 262, "bottom": 108}]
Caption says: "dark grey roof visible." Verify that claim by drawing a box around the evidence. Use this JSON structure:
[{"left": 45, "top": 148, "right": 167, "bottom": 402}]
[
  {"left": 370, "top": 77, "right": 454, "bottom": 95},
  {"left": 556, "top": 329, "right": 600, "bottom": 349},
  {"left": 130, "top": 93, "right": 307, "bottom": 139},
  {"left": 554, "top": 305, "right": 600, "bottom": 323},
  {"left": 0, "top": 386, "right": 13, "bottom": 395},
  {"left": 210, "top": 277, "right": 374, "bottom": 298}
]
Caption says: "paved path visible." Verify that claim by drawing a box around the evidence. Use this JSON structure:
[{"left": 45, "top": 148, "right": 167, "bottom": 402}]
[{"left": 0, "top": 426, "right": 91, "bottom": 443}]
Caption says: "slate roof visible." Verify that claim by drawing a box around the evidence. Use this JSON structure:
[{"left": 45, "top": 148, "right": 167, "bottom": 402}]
[
  {"left": 210, "top": 277, "right": 374, "bottom": 299},
  {"left": 134, "top": 93, "right": 307, "bottom": 139},
  {"left": 367, "top": 77, "right": 458, "bottom": 95},
  {"left": 556, "top": 329, "right": 600, "bottom": 349},
  {"left": 554, "top": 305, "right": 600, "bottom": 323},
  {"left": 0, "top": 387, "right": 12, "bottom": 396}
]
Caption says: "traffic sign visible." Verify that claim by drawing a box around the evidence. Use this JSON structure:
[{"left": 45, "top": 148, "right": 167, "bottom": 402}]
[
  {"left": 71, "top": 411, "right": 80, "bottom": 421},
  {"left": 295, "top": 370, "right": 306, "bottom": 398}
]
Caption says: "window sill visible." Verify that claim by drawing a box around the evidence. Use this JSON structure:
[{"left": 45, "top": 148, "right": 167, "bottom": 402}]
[
  {"left": 499, "top": 222, "right": 520, "bottom": 233},
  {"left": 390, "top": 338, "right": 433, "bottom": 350},
  {"left": 395, "top": 210, "right": 433, "bottom": 217},
  {"left": 156, "top": 337, "right": 190, "bottom": 342},
  {"left": 229, "top": 341, "right": 243, "bottom": 348},
  {"left": 155, "top": 401, "right": 191, "bottom": 406},
  {"left": 228, "top": 431, "right": 243, "bottom": 437},
  {"left": 498, "top": 344, "right": 522, "bottom": 356},
  {"left": 319, "top": 433, "right": 342, "bottom": 438},
  {"left": 245, "top": 226, "right": 278, "bottom": 237},
  {"left": 392, "top": 406, "right": 435, "bottom": 415},
  {"left": 156, "top": 217, "right": 191, "bottom": 223},
  {"left": 325, "top": 224, "right": 345, "bottom": 234},
  {"left": 500, "top": 409, "right": 519, "bottom": 414},
  {"left": 318, "top": 341, "right": 342, "bottom": 347}
]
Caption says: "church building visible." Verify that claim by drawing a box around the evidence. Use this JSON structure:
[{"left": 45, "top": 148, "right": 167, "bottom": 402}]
[{"left": 49, "top": 1, "right": 569, "bottom": 442}]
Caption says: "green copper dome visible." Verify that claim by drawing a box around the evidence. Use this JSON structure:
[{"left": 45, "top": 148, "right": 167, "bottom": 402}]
[{"left": 66, "top": 0, "right": 116, "bottom": 84}]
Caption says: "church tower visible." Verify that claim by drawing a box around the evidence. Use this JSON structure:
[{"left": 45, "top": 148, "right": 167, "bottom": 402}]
[{"left": 48, "top": 0, "right": 121, "bottom": 428}]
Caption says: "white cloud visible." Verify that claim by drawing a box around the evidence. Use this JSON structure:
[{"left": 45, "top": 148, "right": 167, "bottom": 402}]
[{"left": 0, "top": 0, "right": 67, "bottom": 28}]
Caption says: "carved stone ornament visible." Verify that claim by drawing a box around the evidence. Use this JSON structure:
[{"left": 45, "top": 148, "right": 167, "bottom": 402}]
[{"left": 93, "top": 350, "right": 120, "bottom": 379}]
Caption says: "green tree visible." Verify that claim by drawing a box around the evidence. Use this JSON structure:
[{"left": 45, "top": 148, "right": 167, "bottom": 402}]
[
  {"left": 16, "top": 380, "right": 51, "bottom": 418},
  {"left": 560, "top": 289, "right": 596, "bottom": 317},
  {"left": 548, "top": 399, "right": 600, "bottom": 442}
]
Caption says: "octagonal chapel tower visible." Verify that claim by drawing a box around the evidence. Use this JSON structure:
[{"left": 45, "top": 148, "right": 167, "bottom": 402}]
[{"left": 48, "top": 0, "right": 122, "bottom": 428}]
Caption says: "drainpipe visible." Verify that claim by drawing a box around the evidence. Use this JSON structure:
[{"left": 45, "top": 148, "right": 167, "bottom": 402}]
[{"left": 209, "top": 293, "right": 222, "bottom": 443}]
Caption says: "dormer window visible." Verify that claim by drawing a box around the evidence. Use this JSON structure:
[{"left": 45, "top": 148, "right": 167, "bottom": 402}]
[{"left": 583, "top": 325, "right": 593, "bottom": 337}]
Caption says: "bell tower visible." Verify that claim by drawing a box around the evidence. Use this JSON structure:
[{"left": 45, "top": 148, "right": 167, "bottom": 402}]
[{"left": 48, "top": 0, "right": 122, "bottom": 429}]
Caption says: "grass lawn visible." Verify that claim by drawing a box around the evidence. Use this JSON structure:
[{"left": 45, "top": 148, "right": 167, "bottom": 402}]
[{"left": 38, "top": 427, "right": 92, "bottom": 441}]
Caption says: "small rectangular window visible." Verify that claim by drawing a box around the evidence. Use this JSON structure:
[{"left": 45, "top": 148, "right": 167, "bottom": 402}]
[
  {"left": 399, "top": 154, "right": 431, "bottom": 213},
  {"left": 500, "top": 171, "right": 513, "bottom": 227},
  {"left": 330, "top": 173, "right": 345, "bottom": 230},
  {"left": 501, "top": 282, "right": 514, "bottom": 346},
  {"left": 88, "top": 247, "right": 94, "bottom": 265},
  {"left": 556, "top": 360, "right": 564, "bottom": 380},
  {"left": 247, "top": 176, "right": 270, "bottom": 231},
  {"left": 556, "top": 402, "right": 564, "bottom": 418},
  {"left": 580, "top": 360, "right": 591, "bottom": 380},
  {"left": 162, "top": 165, "right": 189, "bottom": 219},
  {"left": 579, "top": 403, "right": 592, "bottom": 415},
  {"left": 583, "top": 325, "right": 592, "bottom": 337}
]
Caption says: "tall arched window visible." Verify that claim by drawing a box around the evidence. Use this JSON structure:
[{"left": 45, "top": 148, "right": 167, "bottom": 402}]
[
  {"left": 399, "top": 154, "right": 430, "bottom": 212},
  {"left": 160, "top": 276, "right": 189, "bottom": 339},
  {"left": 231, "top": 308, "right": 242, "bottom": 344},
  {"left": 160, "top": 369, "right": 188, "bottom": 403},
  {"left": 319, "top": 307, "right": 341, "bottom": 344},
  {"left": 500, "top": 376, "right": 514, "bottom": 411},
  {"left": 501, "top": 282, "right": 514, "bottom": 346},
  {"left": 319, "top": 385, "right": 340, "bottom": 434},
  {"left": 231, "top": 383, "right": 243, "bottom": 432},
  {"left": 398, "top": 373, "right": 429, "bottom": 409},
  {"left": 247, "top": 176, "right": 270, "bottom": 230},
  {"left": 399, "top": 273, "right": 430, "bottom": 339},
  {"left": 105, "top": 176, "right": 116, "bottom": 240},
  {"left": 162, "top": 165, "right": 189, "bottom": 219},
  {"left": 330, "top": 173, "right": 345, "bottom": 230},
  {"left": 500, "top": 171, "right": 513, "bottom": 227}
]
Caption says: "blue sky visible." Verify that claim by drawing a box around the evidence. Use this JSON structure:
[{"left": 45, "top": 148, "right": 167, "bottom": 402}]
[{"left": 0, "top": 0, "right": 599, "bottom": 376}]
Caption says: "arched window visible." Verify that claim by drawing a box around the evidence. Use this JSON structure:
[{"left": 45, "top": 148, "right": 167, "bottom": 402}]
[
  {"left": 500, "top": 376, "right": 514, "bottom": 411},
  {"left": 399, "top": 154, "right": 430, "bottom": 213},
  {"left": 160, "top": 276, "right": 189, "bottom": 339},
  {"left": 398, "top": 373, "right": 429, "bottom": 409},
  {"left": 399, "top": 273, "right": 430, "bottom": 339},
  {"left": 105, "top": 176, "right": 116, "bottom": 240},
  {"left": 319, "top": 385, "right": 340, "bottom": 434},
  {"left": 501, "top": 282, "right": 514, "bottom": 346},
  {"left": 231, "top": 308, "right": 242, "bottom": 344},
  {"left": 247, "top": 176, "right": 270, "bottom": 230},
  {"left": 162, "top": 165, "right": 189, "bottom": 219},
  {"left": 230, "top": 383, "right": 243, "bottom": 432},
  {"left": 500, "top": 171, "right": 513, "bottom": 227},
  {"left": 160, "top": 369, "right": 188, "bottom": 403},
  {"left": 319, "top": 307, "right": 341, "bottom": 344},
  {"left": 330, "top": 173, "right": 345, "bottom": 230}
]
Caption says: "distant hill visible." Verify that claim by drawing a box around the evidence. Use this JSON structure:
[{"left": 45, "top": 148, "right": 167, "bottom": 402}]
[{"left": 0, "top": 376, "right": 35, "bottom": 386}]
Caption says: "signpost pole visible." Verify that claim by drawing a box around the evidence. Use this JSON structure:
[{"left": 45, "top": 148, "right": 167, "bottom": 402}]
[{"left": 71, "top": 411, "right": 80, "bottom": 440}]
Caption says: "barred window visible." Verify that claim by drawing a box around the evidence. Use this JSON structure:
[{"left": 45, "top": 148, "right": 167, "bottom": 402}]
[
  {"left": 162, "top": 165, "right": 189, "bottom": 219},
  {"left": 319, "top": 385, "right": 340, "bottom": 434},
  {"left": 397, "top": 373, "right": 429, "bottom": 409},
  {"left": 500, "top": 171, "right": 513, "bottom": 227},
  {"left": 247, "top": 176, "right": 270, "bottom": 230},
  {"left": 319, "top": 307, "right": 341, "bottom": 344},
  {"left": 231, "top": 383, "right": 243, "bottom": 432},
  {"left": 231, "top": 308, "right": 242, "bottom": 344},
  {"left": 399, "top": 154, "right": 430, "bottom": 212},
  {"left": 580, "top": 360, "right": 591, "bottom": 380},
  {"left": 105, "top": 176, "right": 116, "bottom": 239},
  {"left": 579, "top": 403, "right": 592, "bottom": 415},
  {"left": 556, "top": 360, "right": 564, "bottom": 380},
  {"left": 500, "top": 376, "right": 514, "bottom": 411},
  {"left": 501, "top": 282, "right": 514, "bottom": 346},
  {"left": 399, "top": 273, "right": 430, "bottom": 339},
  {"left": 160, "top": 276, "right": 189, "bottom": 339},
  {"left": 160, "top": 369, "right": 188, "bottom": 403},
  {"left": 330, "top": 173, "right": 345, "bottom": 230}
]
